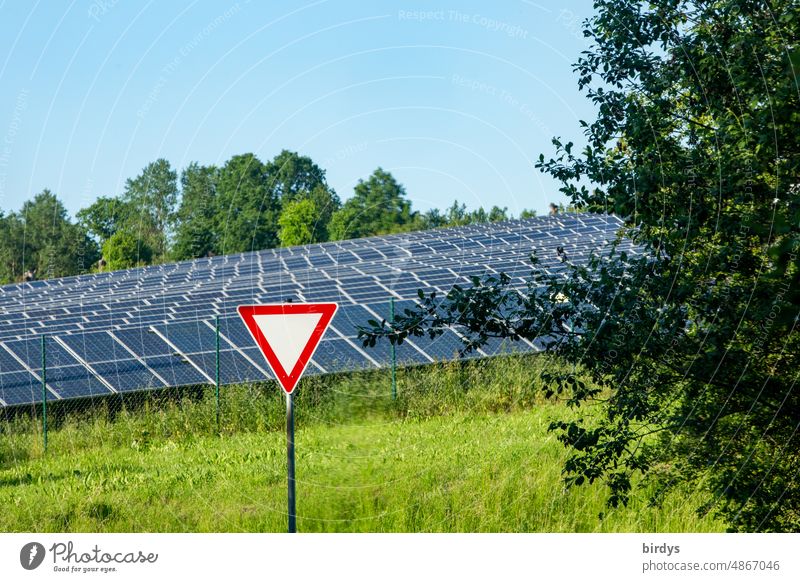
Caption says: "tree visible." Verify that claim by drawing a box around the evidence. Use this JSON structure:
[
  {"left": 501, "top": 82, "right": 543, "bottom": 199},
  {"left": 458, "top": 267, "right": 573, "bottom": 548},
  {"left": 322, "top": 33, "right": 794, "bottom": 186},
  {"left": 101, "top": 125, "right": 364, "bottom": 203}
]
[
  {"left": 442, "top": 201, "right": 470, "bottom": 226},
  {"left": 76, "top": 196, "right": 133, "bottom": 244},
  {"left": 436, "top": 201, "right": 511, "bottom": 227},
  {"left": 417, "top": 208, "right": 447, "bottom": 229},
  {"left": 265, "top": 149, "right": 329, "bottom": 204},
  {"left": 172, "top": 163, "right": 218, "bottom": 260},
  {"left": 122, "top": 158, "right": 178, "bottom": 261},
  {"left": 215, "top": 153, "right": 280, "bottom": 253},
  {"left": 0, "top": 212, "right": 25, "bottom": 283},
  {"left": 360, "top": 1, "right": 800, "bottom": 531},
  {"left": 0, "top": 190, "right": 99, "bottom": 282},
  {"left": 102, "top": 231, "right": 153, "bottom": 270},
  {"left": 329, "top": 168, "right": 415, "bottom": 239},
  {"left": 279, "top": 198, "right": 318, "bottom": 246},
  {"left": 286, "top": 184, "right": 340, "bottom": 243},
  {"left": 488, "top": 206, "right": 509, "bottom": 222}
]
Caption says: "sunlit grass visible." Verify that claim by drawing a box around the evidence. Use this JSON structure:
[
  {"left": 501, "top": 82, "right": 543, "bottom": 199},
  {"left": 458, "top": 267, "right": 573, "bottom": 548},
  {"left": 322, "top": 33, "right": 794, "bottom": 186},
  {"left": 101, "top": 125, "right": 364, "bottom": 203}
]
[{"left": 0, "top": 354, "right": 722, "bottom": 532}]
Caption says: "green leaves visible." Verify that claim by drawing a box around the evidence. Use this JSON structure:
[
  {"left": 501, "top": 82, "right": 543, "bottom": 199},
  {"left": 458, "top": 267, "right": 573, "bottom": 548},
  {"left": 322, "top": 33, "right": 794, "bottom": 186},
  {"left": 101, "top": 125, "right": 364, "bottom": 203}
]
[
  {"left": 172, "top": 163, "right": 218, "bottom": 260},
  {"left": 360, "top": 0, "right": 800, "bottom": 531},
  {"left": 540, "top": 372, "right": 601, "bottom": 407},
  {"left": 123, "top": 159, "right": 178, "bottom": 261},
  {"left": 102, "top": 231, "right": 153, "bottom": 270},
  {"left": 534, "top": 0, "right": 800, "bottom": 530},
  {"left": 790, "top": 47, "right": 800, "bottom": 83},
  {"left": 0, "top": 191, "right": 99, "bottom": 283},
  {"left": 278, "top": 198, "right": 319, "bottom": 246},
  {"left": 215, "top": 153, "right": 279, "bottom": 253}
]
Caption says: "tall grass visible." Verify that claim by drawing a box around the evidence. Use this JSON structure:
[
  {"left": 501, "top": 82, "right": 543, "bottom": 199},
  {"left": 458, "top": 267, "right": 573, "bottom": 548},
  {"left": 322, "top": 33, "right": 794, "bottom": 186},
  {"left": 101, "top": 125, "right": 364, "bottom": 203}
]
[
  {"left": 1, "top": 353, "right": 567, "bottom": 461},
  {"left": 0, "top": 354, "right": 723, "bottom": 532}
]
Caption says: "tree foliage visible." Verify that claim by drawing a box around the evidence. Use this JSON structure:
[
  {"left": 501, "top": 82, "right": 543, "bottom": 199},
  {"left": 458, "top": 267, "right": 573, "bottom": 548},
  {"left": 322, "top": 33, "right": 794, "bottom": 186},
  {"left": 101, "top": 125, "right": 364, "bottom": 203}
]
[
  {"left": 329, "top": 168, "right": 415, "bottom": 239},
  {"left": 266, "top": 149, "right": 329, "bottom": 204},
  {"left": 0, "top": 190, "right": 98, "bottom": 283},
  {"left": 2, "top": 155, "right": 533, "bottom": 277},
  {"left": 215, "top": 153, "right": 280, "bottom": 253},
  {"left": 302, "top": 184, "right": 340, "bottom": 241},
  {"left": 359, "top": 0, "right": 800, "bottom": 531},
  {"left": 431, "top": 201, "right": 510, "bottom": 226},
  {"left": 122, "top": 158, "right": 178, "bottom": 261},
  {"left": 0, "top": 212, "right": 25, "bottom": 283},
  {"left": 172, "top": 163, "right": 218, "bottom": 260},
  {"left": 267, "top": 150, "right": 340, "bottom": 244},
  {"left": 102, "top": 231, "right": 153, "bottom": 270},
  {"left": 76, "top": 196, "right": 133, "bottom": 244},
  {"left": 279, "top": 198, "right": 319, "bottom": 246}
]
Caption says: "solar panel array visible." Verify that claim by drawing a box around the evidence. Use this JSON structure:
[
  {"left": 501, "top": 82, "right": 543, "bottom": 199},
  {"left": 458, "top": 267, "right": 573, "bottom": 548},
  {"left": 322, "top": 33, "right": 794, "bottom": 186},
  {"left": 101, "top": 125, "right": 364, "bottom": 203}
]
[{"left": 0, "top": 213, "right": 631, "bottom": 407}]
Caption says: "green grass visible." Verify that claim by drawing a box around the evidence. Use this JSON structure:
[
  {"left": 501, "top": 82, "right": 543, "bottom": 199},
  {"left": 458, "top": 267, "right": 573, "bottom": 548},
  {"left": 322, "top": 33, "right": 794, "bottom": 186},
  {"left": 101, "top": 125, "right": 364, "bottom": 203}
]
[{"left": 0, "top": 355, "right": 723, "bottom": 532}]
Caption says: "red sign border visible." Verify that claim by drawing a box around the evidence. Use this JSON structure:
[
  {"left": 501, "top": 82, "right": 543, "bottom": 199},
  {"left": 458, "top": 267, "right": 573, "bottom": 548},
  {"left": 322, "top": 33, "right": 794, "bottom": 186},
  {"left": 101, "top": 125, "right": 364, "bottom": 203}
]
[{"left": 237, "top": 303, "right": 338, "bottom": 394}]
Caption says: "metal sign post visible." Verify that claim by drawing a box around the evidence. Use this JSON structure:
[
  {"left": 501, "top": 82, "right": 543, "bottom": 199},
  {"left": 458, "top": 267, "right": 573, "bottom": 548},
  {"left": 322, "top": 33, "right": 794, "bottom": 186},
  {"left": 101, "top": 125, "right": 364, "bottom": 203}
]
[
  {"left": 237, "top": 303, "right": 338, "bottom": 534},
  {"left": 286, "top": 392, "right": 296, "bottom": 533}
]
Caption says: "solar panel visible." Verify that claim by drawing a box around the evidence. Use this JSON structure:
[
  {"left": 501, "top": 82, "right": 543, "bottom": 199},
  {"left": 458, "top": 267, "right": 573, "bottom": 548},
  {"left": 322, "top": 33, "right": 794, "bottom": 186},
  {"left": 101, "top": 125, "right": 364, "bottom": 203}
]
[
  {"left": 410, "top": 330, "right": 472, "bottom": 361},
  {"left": 313, "top": 338, "right": 375, "bottom": 373},
  {"left": 41, "top": 365, "right": 113, "bottom": 400},
  {"left": 142, "top": 355, "right": 209, "bottom": 387},
  {"left": 188, "top": 349, "right": 268, "bottom": 385},
  {"left": 0, "top": 213, "right": 632, "bottom": 406},
  {"left": 92, "top": 360, "right": 163, "bottom": 393}
]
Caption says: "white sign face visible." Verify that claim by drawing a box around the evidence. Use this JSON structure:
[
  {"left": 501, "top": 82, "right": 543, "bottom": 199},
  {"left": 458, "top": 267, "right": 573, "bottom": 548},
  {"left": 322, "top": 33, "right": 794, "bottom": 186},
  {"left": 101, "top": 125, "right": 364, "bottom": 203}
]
[{"left": 251, "top": 312, "right": 323, "bottom": 374}]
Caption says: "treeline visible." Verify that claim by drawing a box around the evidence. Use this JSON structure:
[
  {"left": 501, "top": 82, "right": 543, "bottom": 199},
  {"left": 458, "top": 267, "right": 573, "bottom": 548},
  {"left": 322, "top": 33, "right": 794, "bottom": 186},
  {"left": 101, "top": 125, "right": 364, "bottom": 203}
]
[{"left": 0, "top": 150, "right": 534, "bottom": 284}]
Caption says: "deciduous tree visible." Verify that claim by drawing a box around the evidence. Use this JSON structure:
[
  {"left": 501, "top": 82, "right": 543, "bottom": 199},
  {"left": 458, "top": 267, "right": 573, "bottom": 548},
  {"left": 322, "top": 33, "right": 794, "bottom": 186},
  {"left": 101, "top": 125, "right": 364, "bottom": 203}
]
[
  {"left": 265, "top": 149, "right": 329, "bottom": 204},
  {"left": 76, "top": 196, "right": 133, "bottom": 244},
  {"left": 0, "top": 190, "right": 99, "bottom": 282},
  {"left": 278, "top": 198, "right": 318, "bottom": 246},
  {"left": 329, "top": 168, "right": 415, "bottom": 239},
  {"left": 215, "top": 153, "right": 280, "bottom": 253},
  {"left": 122, "top": 158, "right": 178, "bottom": 261},
  {"left": 173, "top": 162, "right": 218, "bottom": 260},
  {"left": 360, "top": 0, "right": 800, "bottom": 531},
  {"left": 102, "top": 230, "right": 153, "bottom": 270}
]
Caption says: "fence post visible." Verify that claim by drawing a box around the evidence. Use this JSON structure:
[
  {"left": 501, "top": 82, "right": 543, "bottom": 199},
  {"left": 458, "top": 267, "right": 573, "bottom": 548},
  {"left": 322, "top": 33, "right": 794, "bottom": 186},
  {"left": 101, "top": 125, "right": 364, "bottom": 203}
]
[
  {"left": 390, "top": 297, "right": 397, "bottom": 400},
  {"left": 215, "top": 315, "right": 220, "bottom": 434},
  {"left": 41, "top": 335, "right": 47, "bottom": 453}
]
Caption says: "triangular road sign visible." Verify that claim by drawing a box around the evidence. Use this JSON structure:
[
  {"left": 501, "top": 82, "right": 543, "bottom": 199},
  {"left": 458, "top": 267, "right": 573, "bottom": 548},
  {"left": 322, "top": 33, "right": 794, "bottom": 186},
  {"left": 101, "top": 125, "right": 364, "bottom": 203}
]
[{"left": 238, "top": 303, "right": 338, "bottom": 394}]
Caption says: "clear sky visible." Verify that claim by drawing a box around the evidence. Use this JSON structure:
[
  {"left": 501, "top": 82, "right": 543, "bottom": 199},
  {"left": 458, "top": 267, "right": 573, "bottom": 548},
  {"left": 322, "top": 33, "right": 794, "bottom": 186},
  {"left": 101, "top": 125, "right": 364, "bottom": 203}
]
[{"left": 0, "top": 0, "right": 597, "bottom": 219}]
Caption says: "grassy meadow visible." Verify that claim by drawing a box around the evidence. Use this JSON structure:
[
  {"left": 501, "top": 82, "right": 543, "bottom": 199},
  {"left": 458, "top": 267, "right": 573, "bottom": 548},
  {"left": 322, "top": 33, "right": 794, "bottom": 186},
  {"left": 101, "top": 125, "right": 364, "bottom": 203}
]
[{"left": 0, "top": 355, "right": 723, "bottom": 532}]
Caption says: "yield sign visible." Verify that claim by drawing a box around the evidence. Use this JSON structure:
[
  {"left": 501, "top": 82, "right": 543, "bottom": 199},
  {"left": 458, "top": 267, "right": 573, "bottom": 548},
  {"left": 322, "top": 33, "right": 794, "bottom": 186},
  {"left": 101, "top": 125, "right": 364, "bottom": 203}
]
[{"left": 237, "top": 303, "right": 338, "bottom": 394}]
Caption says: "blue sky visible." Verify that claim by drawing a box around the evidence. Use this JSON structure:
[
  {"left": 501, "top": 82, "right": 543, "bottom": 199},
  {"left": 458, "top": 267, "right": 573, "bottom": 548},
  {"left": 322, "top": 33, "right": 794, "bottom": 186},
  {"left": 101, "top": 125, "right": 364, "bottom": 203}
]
[{"left": 0, "top": 0, "right": 596, "bottom": 219}]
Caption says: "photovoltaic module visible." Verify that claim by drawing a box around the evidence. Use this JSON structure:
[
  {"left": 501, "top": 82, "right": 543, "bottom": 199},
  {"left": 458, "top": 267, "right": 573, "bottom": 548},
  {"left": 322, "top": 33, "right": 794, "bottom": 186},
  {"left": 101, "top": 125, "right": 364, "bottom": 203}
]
[{"left": 0, "top": 213, "right": 633, "bottom": 407}]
